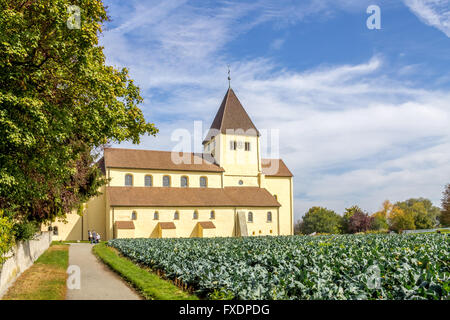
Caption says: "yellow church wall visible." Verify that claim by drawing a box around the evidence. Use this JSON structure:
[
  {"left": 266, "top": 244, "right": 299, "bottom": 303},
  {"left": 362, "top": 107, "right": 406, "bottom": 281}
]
[
  {"left": 264, "top": 176, "right": 293, "bottom": 235},
  {"left": 110, "top": 206, "right": 279, "bottom": 239},
  {"left": 214, "top": 134, "right": 260, "bottom": 177},
  {"left": 241, "top": 208, "right": 279, "bottom": 236},
  {"left": 41, "top": 174, "right": 292, "bottom": 240},
  {"left": 115, "top": 228, "right": 135, "bottom": 239},
  {"left": 198, "top": 226, "right": 216, "bottom": 238},
  {"left": 42, "top": 209, "right": 82, "bottom": 241},
  {"left": 159, "top": 228, "right": 177, "bottom": 238},
  {"left": 107, "top": 168, "right": 222, "bottom": 188},
  {"left": 43, "top": 186, "right": 107, "bottom": 241},
  {"left": 223, "top": 175, "right": 259, "bottom": 187},
  {"left": 106, "top": 195, "right": 113, "bottom": 240},
  {"left": 112, "top": 207, "right": 235, "bottom": 238},
  {"left": 84, "top": 185, "right": 106, "bottom": 240}
]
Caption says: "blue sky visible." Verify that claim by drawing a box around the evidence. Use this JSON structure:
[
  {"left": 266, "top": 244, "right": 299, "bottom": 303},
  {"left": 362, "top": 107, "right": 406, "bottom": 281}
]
[{"left": 99, "top": 0, "right": 450, "bottom": 221}]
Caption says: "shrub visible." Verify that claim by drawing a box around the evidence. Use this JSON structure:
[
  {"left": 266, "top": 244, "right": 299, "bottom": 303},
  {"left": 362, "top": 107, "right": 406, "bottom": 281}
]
[
  {"left": 361, "top": 230, "right": 389, "bottom": 234},
  {"left": 0, "top": 210, "right": 15, "bottom": 264},
  {"left": 12, "top": 220, "right": 39, "bottom": 241}
]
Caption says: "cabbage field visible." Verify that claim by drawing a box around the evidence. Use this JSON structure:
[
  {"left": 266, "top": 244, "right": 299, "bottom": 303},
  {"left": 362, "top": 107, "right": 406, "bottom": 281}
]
[{"left": 108, "top": 234, "right": 449, "bottom": 300}]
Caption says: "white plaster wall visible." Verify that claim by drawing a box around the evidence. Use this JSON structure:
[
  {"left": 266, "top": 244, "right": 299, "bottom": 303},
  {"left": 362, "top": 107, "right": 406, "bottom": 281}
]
[{"left": 0, "top": 231, "right": 52, "bottom": 297}]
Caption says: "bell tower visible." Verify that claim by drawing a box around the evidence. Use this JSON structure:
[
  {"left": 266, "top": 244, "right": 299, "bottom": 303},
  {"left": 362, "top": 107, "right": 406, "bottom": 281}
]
[{"left": 203, "top": 88, "right": 262, "bottom": 179}]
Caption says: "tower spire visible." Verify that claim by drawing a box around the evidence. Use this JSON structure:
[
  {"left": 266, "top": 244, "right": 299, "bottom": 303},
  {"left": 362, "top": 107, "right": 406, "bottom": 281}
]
[{"left": 227, "top": 65, "right": 231, "bottom": 88}]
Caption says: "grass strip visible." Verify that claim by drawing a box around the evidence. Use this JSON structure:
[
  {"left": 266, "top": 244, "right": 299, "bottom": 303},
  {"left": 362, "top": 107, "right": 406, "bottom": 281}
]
[
  {"left": 92, "top": 242, "right": 198, "bottom": 300},
  {"left": 2, "top": 245, "right": 69, "bottom": 300},
  {"left": 51, "top": 240, "right": 91, "bottom": 245}
]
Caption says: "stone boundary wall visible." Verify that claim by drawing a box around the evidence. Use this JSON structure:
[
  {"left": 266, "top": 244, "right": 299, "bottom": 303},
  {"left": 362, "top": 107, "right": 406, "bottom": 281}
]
[
  {"left": 0, "top": 231, "right": 52, "bottom": 297},
  {"left": 403, "top": 227, "right": 450, "bottom": 234}
]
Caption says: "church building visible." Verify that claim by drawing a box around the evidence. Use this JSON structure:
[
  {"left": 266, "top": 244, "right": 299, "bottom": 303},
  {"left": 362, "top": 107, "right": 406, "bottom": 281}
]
[{"left": 47, "top": 88, "right": 294, "bottom": 240}]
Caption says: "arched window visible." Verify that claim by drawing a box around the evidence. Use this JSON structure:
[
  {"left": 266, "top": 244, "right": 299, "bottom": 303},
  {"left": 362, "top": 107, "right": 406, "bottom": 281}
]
[
  {"left": 274, "top": 194, "right": 278, "bottom": 200},
  {"left": 125, "top": 174, "right": 133, "bottom": 186},
  {"left": 163, "top": 175, "right": 171, "bottom": 187},
  {"left": 200, "top": 176, "right": 207, "bottom": 188},
  {"left": 145, "top": 175, "right": 153, "bottom": 187},
  {"left": 210, "top": 210, "right": 215, "bottom": 219},
  {"left": 248, "top": 211, "right": 253, "bottom": 222},
  {"left": 53, "top": 226, "right": 59, "bottom": 235},
  {"left": 267, "top": 211, "right": 272, "bottom": 222},
  {"left": 131, "top": 211, "right": 137, "bottom": 220},
  {"left": 180, "top": 176, "right": 188, "bottom": 187},
  {"left": 174, "top": 211, "right": 179, "bottom": 220},
  {"left": 153, "top": 211, "right": 159, "bottom": 220},
  {"left": 193, "top": 210, "right": 198, "bottom": 220},
  {"left": 238, "top": 180, "right": 244, "bottom": 185}
]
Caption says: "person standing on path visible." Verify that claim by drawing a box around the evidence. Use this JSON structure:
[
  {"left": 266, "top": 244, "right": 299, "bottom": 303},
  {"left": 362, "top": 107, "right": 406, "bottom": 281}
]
[
  {"left": 88, "top": 230, "right": 92, "bottom": 243},
  {"left": 91, "top": 230, "right": 96, "bottom": 244},
  {"left": 96, "top": 233, "right": 101, "bottom": 243}
]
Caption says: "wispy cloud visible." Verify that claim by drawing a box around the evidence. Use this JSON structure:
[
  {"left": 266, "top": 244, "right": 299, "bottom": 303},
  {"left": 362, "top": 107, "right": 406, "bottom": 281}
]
[{"left": 403, "top": 0, "right": 450, "bottom": 37}]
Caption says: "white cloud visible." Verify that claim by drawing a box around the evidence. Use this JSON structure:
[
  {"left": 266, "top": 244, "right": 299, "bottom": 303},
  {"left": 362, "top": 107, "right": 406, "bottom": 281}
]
[
  {"left": 270, "top": 38, "right": 285, "bottom": 50},
  {"left": 101, "top": 0, "right": 450, "bottom": 221},
  {"left": 403, "top": 0, "right": 450, "bottom": 37}
]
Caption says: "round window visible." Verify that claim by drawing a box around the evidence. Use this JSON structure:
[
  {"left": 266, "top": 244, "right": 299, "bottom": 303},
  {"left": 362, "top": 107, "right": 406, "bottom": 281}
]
[{"left": 238, "top": 180, "right": 243, "bottom": 185}]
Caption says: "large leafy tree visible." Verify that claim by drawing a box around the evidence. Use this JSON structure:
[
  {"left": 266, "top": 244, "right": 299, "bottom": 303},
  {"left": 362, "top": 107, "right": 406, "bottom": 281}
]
[
  {"left": 388, "top": 206, "right": 415, "bottom": 233},
  {"left": 371, "top": 200, "right": 391, "bottom": 231},
  {"left": 442, "top": 184, "right": 450, "bottom": 227},
  {"left": 0, "top": 0, "right": 157, "bottom": 224},
  {"left": 395, "top": 198, "right": 440, "bottom": 229},
  {"left": 299, "top": 207, "right": 343, "bottom": 234},
  {"left": 341, "top": 205, "right": 361, "bottom": 233}
]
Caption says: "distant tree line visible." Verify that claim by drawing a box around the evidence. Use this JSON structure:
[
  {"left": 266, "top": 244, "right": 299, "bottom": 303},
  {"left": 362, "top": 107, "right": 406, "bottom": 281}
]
[{"left": 295, "top": 184, "right": 450, "bottom": 235}]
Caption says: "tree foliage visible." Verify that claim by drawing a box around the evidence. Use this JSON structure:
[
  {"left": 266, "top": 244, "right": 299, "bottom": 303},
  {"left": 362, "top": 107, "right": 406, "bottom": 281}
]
[
  {"left": 348, "top": 208, "right": 373, "bottom": 233},
  {"left": 395, "top": 198, "right": 440, "bottom": 229},
  {"left": 299, "top": 207, "right": 342, "bottom": 234},
  {"left": 371, "top": 212, "right": 389, "bottom": 231},
  {"left": 341, "top": 205, "right": 360, "bottom": 233},
  {"left": 388, "top": 206, "right": 415, "bottom": 233},
  {"left": 370, "top": 200, "right": 391, "bottom": 231},
  {"left": 441, "top": 184, "right": 450, "bottom": 227},
  {"left": 0, "top": 210, "right": 14, "bottom": 264},
  {"left": 0, "top": 0, "right": 157, "bottom": 223}
]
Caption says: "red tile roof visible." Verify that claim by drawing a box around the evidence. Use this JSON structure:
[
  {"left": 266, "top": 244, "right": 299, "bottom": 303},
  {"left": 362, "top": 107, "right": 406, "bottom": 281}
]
[
  {"left": 107, "top": 186, "right": 281, "bottom": 208},
  {"left": 203, "top": 88, "right": 260, "bottom": 144},
  {"left": 261, "top": 158, "right": 293, "bottom": 177},
  {"left": 159, "top": 222, "right": 176, "bottom": 229},
  {"left": 103, "top": 148, "right": 224, "bottom": 172},
  {"left": 114, "top": 221, "right": 135, "bottom": 229},
  {"left": 198, "top": 221, "right": 216, "bottom": 229}
]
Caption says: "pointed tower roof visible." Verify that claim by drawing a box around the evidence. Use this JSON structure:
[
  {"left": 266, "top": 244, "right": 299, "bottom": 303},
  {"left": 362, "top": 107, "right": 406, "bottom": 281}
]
[{"left": 203, "top": 88, "right": 260, "bottom": 144}]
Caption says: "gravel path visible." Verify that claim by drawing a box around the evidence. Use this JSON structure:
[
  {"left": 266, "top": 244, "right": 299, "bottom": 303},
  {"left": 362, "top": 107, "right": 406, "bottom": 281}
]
[{"left": 66, "top": 243, "right": 141, "bottom": 300}]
